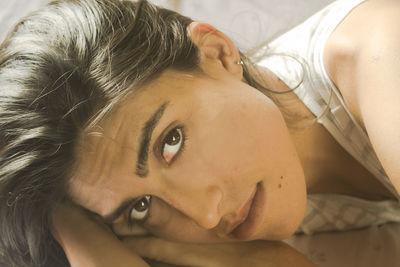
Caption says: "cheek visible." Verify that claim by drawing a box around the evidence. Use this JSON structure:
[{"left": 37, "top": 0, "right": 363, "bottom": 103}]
[
  {"left": 259, "top": 180, "right": 307, "bottom": 240},
  {"left": 206, "top": 105, "right": 291, "bottom": 177},
  {"left": 173, "top": 97, "right": 296, "bottom": 191}
]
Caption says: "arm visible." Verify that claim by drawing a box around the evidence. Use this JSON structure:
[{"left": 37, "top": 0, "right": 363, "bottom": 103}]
[
  {"left": 52, "top": 203, "right": 149, "bottom": 267},
  {"left": 123, "top": 236, "right": 316, "bottom": 267},
  {"left": 352, "top": 0, "right": 400, "bottom": 193},
  {"left": 52, "top": 203, "right": 314, "bottom": 267}
]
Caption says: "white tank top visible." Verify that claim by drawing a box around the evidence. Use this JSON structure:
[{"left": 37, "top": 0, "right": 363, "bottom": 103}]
[{"left": 248, "top": 0, "right": 400, "bottom": 233}]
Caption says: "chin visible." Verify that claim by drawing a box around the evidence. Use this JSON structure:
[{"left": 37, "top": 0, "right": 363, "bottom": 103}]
[
  {"left": 257, "top": 225, "right": 300, "bottom": 241},
  {"left": 260, "top": 208, "right": 306, "bottom": 241},
  {"left": 272, "top": 224, "right": 300, "bottom": 240}
]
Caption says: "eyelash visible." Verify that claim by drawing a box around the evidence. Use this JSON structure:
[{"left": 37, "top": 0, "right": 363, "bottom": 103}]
[
  {"left": 127, "top": 196, "right": 152, "bottom": 230},
  {"left": 159, "top": 125, "right": 188, "bottom": 165},
  {"left": 126, "top": 126, "right": 188, "bottom": 229}
]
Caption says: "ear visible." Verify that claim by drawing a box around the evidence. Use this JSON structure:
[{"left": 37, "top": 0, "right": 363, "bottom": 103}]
[{"left": 187, "top": 22, "right": 243, "bottom": 79}]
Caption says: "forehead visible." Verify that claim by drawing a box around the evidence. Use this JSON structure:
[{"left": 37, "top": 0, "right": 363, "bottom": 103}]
[
  {"left": 69, "top": 96, "right": 147, "bottom": 214},
  {"left": 68, "top": 70, "right": 207, "bottom": 213},
  {"left": 74, "top": 70, "right": 198, "bottom": 173}
]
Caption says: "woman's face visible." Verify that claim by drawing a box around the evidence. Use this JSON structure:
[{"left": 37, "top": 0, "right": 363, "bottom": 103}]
[{"left": 70, "top": 67, "right": 307, "bottom": 243}]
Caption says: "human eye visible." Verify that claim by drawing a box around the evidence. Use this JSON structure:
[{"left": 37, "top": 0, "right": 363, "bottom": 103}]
[
  {"left": 128, "top": 195, "right": 151, "bottom": 228},
  {"left": 161, "top": 126, "right": 186, "bottom": 165}
]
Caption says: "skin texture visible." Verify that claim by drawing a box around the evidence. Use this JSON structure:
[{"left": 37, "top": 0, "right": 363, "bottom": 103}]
[
  {"left": 68, "top": 21, "right": 308, "bottom": 243},
  {"left": 52, "top": 203, "right": 149, "bottom": 267},
  {"left": 52, "top": 203, "right": 315, "bottom": 267},
  {"left": 69, "top": 34, "right": 307, "bottom": 242},
  {"left": 54, "top": 0, "right": 400, "bottom": 265},
  {"left": 323, "top": 0, "right": 400, "bottom": 193}
]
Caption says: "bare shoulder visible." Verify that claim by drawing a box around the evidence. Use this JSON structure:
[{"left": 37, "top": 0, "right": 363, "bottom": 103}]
[
  {"left": 326, "top": 0, "right": 400, "bottom": 67},
  {"left": 324, "top": 0, "right": 400, "bottom": 101},
  {"left": 325, "top": 0, "right": 400, "bottom": 194},
  {"left": 357, "top": 0, "right": 400, "bottom": 45}
]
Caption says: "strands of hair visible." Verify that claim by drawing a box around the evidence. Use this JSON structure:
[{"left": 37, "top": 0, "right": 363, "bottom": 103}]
[
  {"left": 0, "top": 1, "right": 306, "bottom": 266},
  {"left": 0, "top": 0, "right": 199, "bottom": 265}
]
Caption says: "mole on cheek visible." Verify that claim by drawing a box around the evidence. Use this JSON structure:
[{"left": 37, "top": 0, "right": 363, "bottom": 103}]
[{"left": 278, "top": 176, "right": 284, "bottom": 188}]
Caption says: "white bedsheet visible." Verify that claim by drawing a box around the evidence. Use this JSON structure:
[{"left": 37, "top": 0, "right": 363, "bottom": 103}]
[{"left": 1, "top": 1, "right": 399, "bottom": 266}]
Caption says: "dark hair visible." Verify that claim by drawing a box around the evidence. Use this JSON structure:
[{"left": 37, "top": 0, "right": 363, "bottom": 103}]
[
  {"left": 0, "top": 0, "right": 201, "bottom": 266},
  {"left": 0, "top": 0, "right": 303, "bottom": 265}
]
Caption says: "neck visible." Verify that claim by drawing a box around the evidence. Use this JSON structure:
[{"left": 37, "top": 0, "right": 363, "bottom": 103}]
[
  {"left": 290, "top": 123, "right": 395, "bottom": 200},
  {"left": 251, "top": 64, "right": 395, "bottom": 200}
]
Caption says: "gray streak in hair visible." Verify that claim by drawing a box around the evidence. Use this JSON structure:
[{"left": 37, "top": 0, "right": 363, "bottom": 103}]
[{"left": 0, "top": 0, "right": 199, "bottom": 266}]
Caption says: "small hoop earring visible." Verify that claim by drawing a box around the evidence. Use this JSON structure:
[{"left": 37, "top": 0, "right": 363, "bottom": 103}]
[{"left": 235, "top": 60, "right": 243, "bottom": 65}]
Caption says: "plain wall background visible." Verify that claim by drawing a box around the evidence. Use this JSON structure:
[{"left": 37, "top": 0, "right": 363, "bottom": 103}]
[{"left": 1, "top": 0, "right": 334, "bottom": 49}]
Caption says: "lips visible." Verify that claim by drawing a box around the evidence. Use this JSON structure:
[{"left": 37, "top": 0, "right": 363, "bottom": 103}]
[
  {"left": 224, "top": 186, "right": 258, "bottom": 235},
  {"left": 230, "top": 182, "right": 265, "bottom": 239}
]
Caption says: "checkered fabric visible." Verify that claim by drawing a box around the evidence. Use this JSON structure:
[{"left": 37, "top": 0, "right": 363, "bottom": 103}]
[{"left": 297, "top": 194, "right": 400, "bottom": 234}]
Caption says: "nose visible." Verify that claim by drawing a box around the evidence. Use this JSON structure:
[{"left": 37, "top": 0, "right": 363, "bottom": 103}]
[
  {"left": 195, "top": 202, "right": 221, "bottom": 229},
  {"left": 163, "top": 186, "right": 223, "bottom": 230}
]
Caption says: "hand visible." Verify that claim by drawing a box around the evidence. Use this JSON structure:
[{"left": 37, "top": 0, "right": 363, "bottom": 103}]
[
  {"left": 52, "top": 202, "right": 149, "bottom": 267},
  {"left": 123, "top": 236, "right": 316, "bottom": 267}
]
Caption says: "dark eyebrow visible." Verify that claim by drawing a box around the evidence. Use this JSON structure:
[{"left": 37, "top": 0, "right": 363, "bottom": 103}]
[
  {"left": 103, "top": 197, "right": 138, "bottom": 224},
  {"left": 135, "top": 101, "right": 169, "bottom": 178},
  {"left": 101, "top": 102, "right": 169, "bottom": 224}
]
